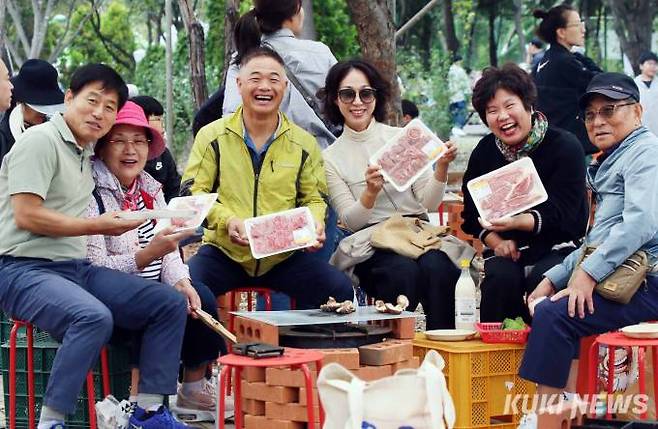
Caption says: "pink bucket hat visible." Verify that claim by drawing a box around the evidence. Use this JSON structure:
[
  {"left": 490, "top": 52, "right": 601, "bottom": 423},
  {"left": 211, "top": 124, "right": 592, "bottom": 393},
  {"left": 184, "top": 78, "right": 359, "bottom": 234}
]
[{"left": 102, "top": 101, "right": 165, "bottom": 160}]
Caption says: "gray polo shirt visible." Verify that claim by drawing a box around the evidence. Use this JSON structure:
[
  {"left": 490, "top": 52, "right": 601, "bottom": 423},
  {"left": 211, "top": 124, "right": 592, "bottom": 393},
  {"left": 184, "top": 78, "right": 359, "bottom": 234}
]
[{"left": 0, "top": 113, "right": 94, "bottom": 260}]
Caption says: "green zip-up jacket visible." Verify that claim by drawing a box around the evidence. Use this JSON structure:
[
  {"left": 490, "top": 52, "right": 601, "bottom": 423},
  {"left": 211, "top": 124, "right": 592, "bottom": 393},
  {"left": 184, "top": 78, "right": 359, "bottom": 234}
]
[{"left": 181, "top": 107, "right": 327, "bottom": 276}]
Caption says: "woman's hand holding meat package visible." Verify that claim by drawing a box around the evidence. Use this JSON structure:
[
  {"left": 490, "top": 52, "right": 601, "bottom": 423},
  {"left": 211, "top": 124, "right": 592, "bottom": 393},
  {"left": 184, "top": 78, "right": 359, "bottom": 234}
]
[
  {"left": 434, "top": 141, "right": 457, "bottom": 182},
  {"left": 360, "top": 164, "right": 385, "bottom": 209}
]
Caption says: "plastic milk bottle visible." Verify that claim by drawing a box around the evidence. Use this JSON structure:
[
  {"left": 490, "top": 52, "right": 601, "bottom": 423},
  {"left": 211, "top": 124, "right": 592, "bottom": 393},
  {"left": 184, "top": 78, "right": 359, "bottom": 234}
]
[{"left": 455, "top": 259, "right": 477, "bottom": 330}]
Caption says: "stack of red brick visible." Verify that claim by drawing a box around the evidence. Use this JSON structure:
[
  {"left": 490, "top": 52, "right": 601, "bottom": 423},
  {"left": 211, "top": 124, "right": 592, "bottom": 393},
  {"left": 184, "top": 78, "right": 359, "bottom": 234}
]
[{"left": 239, "top": 340, "right": 420, "bottom": 428}]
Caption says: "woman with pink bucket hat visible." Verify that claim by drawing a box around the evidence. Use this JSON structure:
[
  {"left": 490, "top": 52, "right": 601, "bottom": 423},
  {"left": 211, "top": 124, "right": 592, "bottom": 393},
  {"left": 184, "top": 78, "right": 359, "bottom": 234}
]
[{"left": 85, "top": 101, "right": 230, "bottom": 422}]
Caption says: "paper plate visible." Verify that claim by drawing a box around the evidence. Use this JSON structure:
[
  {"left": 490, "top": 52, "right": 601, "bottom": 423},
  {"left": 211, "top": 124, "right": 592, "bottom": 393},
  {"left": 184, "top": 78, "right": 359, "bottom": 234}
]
[
  {"left": 620, "top": 323, "right": 658, "bottom": 339},
  {"left": 425, "top": 329, "right": 477, "bottom": 341}
]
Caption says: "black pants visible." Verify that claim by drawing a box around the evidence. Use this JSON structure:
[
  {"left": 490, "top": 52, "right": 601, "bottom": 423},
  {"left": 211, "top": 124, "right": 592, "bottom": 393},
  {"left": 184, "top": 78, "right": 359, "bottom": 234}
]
[
  {"left": 354, "top": 249, "right": 460, "bottom": 329},
  {"left": 185, "top": 245, "right": 354, "bottom": 365},
  {"left": 480, "top": 248, "right": 573, "bottom": 323}
]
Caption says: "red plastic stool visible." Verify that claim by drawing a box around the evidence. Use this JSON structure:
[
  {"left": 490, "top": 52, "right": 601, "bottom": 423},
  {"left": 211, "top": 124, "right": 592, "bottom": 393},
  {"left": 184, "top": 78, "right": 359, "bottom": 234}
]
[
  {"left": 217, "top": 348, "right": 324, "bottom": 429},
  {"left": 8, "top": 320, "right": 111, "bottom": 429},
  {"left": 587, "top": 331, "right": 658, "bottom": 420}
]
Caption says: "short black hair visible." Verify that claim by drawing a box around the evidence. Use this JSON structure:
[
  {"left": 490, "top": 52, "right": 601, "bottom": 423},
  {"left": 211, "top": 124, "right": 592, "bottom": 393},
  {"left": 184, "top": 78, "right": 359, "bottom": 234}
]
[
  {"left": 639, "top": 51, "right": 658, "bottom": 65},
  {"left": 472, "top": 63, "right": 537, "bottom": 126},
  {"left": 401, "top": 99, "right": 419, "bottom": 119},
  {"left": 239, "top": 46, "right": 285, "bottom": 68},
  {"left": 533, "top": 4, "right": 576, "bottom": 45},
  {"left": 319, "top": 59, "right": 390, "bottom": 126},
  {"left": 69, "top": 63, "right": 128, "bottom": 109},
  {"left": 131, "top": 95, "right": 164, "bottom": 117}
]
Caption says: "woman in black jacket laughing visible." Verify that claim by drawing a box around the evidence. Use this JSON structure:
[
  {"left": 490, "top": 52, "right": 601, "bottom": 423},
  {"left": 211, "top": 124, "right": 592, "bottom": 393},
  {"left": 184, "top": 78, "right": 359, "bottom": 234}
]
[{"left": 461, "top": 64, "right": 588, "bottom": 323}]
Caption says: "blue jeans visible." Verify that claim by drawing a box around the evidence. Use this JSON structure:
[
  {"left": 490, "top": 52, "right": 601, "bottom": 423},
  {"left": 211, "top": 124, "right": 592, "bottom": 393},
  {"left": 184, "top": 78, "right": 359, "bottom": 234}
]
[
  {"left": 519, "top": 275, "right": 658, "bottom": 388},
  {"left": 449, "top": 101, "right": 467, "bottom": 128},
  {"left": 0, "top": 257, "right": 187, "bottom": 414}
]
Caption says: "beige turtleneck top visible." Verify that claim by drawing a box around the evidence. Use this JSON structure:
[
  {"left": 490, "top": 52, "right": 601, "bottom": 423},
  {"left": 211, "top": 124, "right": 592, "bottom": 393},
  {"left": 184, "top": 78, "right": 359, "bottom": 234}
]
[{"left": 323, "top": 119, "right": 446, "bottom": 232}]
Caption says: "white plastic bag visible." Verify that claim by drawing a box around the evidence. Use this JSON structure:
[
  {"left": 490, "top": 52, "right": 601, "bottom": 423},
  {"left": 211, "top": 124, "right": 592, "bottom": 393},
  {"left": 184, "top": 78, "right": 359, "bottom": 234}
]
[
  {"left": 95, "top": 395, "right": 132, "bottom": 429},
  {"left": 317, "top": 350, "right": 455, "bottom": 429}
]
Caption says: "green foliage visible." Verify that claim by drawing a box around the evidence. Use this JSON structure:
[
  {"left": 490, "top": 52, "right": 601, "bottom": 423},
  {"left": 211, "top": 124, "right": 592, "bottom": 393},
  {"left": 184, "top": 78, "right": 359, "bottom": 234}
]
[
  {"left": 57, "top": 1, "right": 136, "bottom": 84},
  {"left": 398, "top": 49, "right": 453, "bottom": 139},
  {"left": 133, "top": 39, "right": 195, "bottom": 162},
  {"left": 314, "top": 0, "right": 359, "bottom": 60},
  {"left": 205, "top": 0, "right": 226, "bottom": 89}
]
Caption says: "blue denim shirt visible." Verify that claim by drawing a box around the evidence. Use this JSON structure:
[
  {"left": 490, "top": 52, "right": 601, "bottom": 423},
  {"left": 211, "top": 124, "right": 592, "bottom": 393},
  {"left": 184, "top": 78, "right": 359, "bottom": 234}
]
[{"left": 545, "top": 127, "right": 658, "bottom": 290}]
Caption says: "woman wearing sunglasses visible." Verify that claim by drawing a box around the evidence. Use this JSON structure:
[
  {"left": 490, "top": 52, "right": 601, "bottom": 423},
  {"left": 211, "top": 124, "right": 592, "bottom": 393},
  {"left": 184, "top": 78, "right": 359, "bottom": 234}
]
[
  {"left": 461, "top": 63, "right": 588, "bottom": 324},
  {"left": 518, "top": 73, "right": 658, "bottom": 428},
  {"left": 320, "top": 59, "right": 460, "bottom": 329}
]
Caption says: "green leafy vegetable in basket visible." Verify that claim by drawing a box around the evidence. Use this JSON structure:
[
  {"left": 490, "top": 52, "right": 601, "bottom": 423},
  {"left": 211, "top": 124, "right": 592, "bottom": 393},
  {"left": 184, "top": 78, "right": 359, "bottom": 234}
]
[{"left": 501, "top": 317, "right": 527, "bottom": 330}]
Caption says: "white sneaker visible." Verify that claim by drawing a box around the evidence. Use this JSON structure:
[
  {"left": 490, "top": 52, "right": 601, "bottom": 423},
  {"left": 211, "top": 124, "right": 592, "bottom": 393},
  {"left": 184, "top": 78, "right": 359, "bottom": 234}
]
[{"left": 516, "top": 412, "right": 537, "bottom": 429}]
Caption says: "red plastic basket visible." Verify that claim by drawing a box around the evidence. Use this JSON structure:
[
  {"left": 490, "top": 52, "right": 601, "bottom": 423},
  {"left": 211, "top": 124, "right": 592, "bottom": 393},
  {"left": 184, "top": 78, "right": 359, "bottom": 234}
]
[{"left": 476, "top": 322, "right": 531, "bottom": 344}]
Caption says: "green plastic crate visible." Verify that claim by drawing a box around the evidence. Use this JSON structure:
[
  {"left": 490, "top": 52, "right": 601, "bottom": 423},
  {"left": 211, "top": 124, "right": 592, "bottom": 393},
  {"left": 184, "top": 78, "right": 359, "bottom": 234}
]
[{"left": 1, "top": 331, "right": 131, "bottom": 429}]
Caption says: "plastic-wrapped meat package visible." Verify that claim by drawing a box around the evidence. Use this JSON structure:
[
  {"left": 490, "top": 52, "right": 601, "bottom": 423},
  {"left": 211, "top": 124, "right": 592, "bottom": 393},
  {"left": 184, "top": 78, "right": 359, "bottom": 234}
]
[
  {"left": 369, "top": 118, "right": 447, "bottom": 192},
  {"left": 244, "top": 207, "right": 317, "bottom": 259},
  {"left": 466, "top": 157, "right": 548, "bottom": 222}
]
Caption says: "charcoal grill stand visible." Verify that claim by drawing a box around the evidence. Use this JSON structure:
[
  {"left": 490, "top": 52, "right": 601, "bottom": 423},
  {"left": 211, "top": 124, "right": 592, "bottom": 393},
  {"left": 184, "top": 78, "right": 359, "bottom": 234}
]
[{"left": 231, "top": 305, "right": 418, "bottom": 345}]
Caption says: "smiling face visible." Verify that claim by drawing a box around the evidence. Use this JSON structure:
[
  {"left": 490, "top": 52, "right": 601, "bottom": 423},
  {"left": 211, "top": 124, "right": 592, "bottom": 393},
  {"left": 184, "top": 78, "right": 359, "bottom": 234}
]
[
  {"left": 485, "top": 88, "right": 533, "bottom": 146},
  {"left": 585, "top": 95, "right": 643, "bottom": 152},
  {"left": 237, "top": 55, "right": 287, "bottom": 117},
  {"left": 98, "top": 124, "right": 150, "bottom": 187},
  {"left": 336, "top": 68, "right": 376, "bottom": 132},
  {"left": 63, "top": 81, "right": 119, "bottom": 146}
]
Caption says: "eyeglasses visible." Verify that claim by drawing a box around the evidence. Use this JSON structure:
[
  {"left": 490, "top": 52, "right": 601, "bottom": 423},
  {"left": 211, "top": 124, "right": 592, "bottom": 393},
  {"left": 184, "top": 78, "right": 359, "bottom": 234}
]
[
  {"left": 337, "top": 88, "right": 377, "bottom": 104},
  {"left": 583, "top": 102, "right": 636, "bottom": 124},
  {"left": 108, "top": 139, "right": 151, "bottom": 149},
  {"left": 565, "top": 19, "right": 585, "bottom": 28}
]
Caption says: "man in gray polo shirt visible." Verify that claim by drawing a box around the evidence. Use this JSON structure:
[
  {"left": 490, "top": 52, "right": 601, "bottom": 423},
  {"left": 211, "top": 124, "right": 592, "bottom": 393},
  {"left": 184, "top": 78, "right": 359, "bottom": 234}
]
[{"left": 0, "top": 64, "right": 190, "bottom": 429}]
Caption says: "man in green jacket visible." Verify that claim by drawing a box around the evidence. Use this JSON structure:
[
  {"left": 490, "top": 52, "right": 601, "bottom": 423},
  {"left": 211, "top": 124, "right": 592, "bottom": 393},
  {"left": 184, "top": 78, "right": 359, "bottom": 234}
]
[{"left": 180, "top": 45, "right": 353, "bottom": 351}]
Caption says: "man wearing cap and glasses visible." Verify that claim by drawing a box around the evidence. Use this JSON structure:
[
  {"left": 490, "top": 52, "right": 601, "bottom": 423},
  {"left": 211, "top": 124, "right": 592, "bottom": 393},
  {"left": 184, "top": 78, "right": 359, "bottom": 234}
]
[
  {"left": 0, "top": 59, "right": 66, "bottom": 162},
  {"left": 514, "top": 72, "right": 658, "bottom": 427}
]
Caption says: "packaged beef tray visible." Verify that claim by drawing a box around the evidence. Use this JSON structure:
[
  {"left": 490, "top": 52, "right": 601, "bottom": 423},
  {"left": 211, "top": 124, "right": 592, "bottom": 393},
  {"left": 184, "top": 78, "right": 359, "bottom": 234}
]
[
  {"left": 154, "top": 193, "right": 218, "bottom": 233},
  {"left": 369, "top": 118, "right": 447, "bottom": 192},
  {"left": 244, "top": 207, "right": 317, "bottom": 259},
  {"left": 466, "top": 157, "right": 548, "bottom": 222}
]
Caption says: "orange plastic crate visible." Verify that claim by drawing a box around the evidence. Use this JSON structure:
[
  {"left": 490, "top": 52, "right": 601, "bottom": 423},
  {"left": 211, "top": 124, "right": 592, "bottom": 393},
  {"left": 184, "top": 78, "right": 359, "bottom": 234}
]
[
  {"left": 476, "top": 323, "right": 531, "bottom": 344},
  {"left": 413, "top": 333, "right": 536, "bottom": 429}
]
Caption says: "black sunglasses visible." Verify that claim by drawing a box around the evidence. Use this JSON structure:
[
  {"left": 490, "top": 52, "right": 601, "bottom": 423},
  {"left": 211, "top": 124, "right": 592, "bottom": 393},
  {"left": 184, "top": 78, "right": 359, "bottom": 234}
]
[{"left": 337, "top": 88, "right": 377, "bottom": 104}]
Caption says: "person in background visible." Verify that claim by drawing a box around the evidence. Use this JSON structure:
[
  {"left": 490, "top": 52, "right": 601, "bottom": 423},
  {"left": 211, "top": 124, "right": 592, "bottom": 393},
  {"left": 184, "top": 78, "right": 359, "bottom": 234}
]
[
  {"left": 634, "top": 51, "right": 658, "bottom": 136},
  {"left": 223, "top": 0, "right": 337, "bottom": 149},
  {"left": 0, "top": 59, "right": 65, "bottom": 161},
  {"left": 526, "top": 38, "right": 545, "bottom": 73},
  {"left": 321, "top": 59, "right": 460, "bottom": 330},
  {"left": 461, "top": 63, "right": 588, "bottom": 323},
  {"left": 0, "top": 63, "right": 190, "bottom": 429},
  {"left": 532, "top": 3, "right": 602, "bottom": 155},
  {"left": 0, "top": 59, "right": 13, "bottom": 112},
  {"left": 193, "top": 87, "right": 225, "bottom": 138},
  {"left": 401, "top": 99, "right": 419, "bottom": 126},
  {"left": 448, "top": 54, "right": 471, "bottom": 138},
  {"left": 518, "top": 72, "right": 658, "bottom": 429},
  {"left": 131, "top": 95, "right": 181, "bottom": 202}
]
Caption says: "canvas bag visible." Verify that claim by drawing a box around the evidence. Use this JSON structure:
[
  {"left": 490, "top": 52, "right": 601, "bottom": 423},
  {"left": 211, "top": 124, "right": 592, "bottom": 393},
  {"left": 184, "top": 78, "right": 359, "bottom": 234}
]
[
  {"left": 370, "top": 213, "right": 450, "bottom": 259},
  {"left": 317, "top": 350, "right": 455, "bottom": 429}
]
